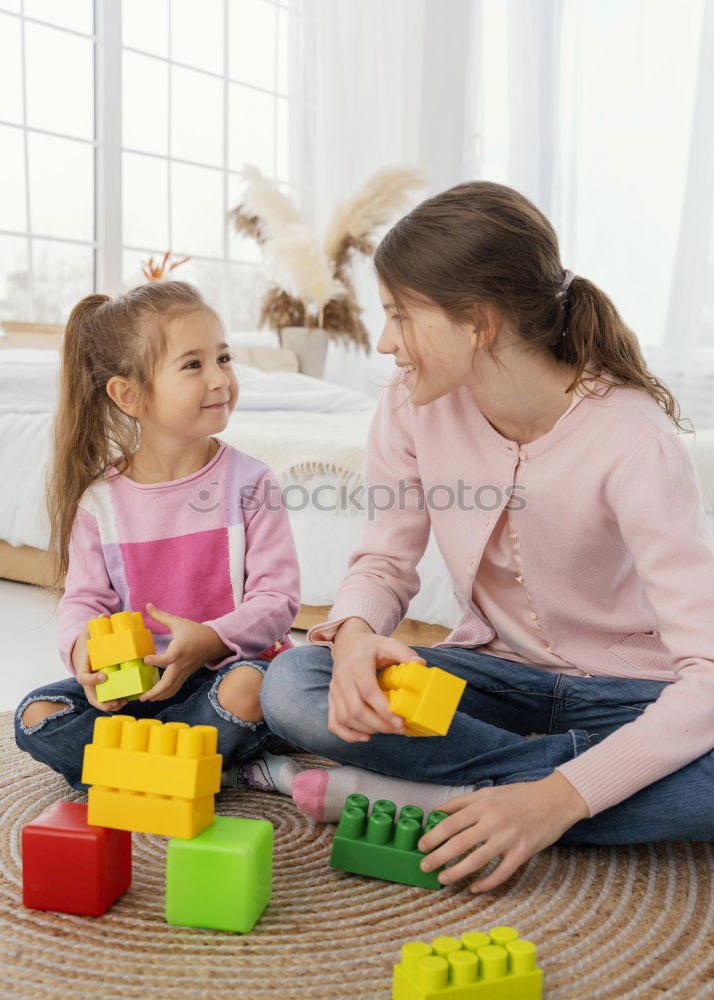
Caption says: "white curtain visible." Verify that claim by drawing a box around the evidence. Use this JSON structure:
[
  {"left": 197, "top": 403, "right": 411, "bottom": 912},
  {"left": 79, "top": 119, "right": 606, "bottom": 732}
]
[
  {"left": 298, "top": 0, "right": 714, "bottom": 428},
  {"left": 296, "top": 0, "right": 474, "bottom": 396},
  {"left": 477, "top": 0, "right": 714, "bottom": 429}
]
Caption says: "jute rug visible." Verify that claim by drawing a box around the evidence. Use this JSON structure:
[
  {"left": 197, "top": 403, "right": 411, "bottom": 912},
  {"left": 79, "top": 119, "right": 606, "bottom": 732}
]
[{"left": 1, "top": 712, "right": 712, "bottom": 999}]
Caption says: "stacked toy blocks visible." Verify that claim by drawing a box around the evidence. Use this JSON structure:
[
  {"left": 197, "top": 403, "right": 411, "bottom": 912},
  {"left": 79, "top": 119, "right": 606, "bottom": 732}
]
[
  {"left": 22, "top": 801, "right": 131, "bottom": 916},
  {"left": 166, "top": 815, "right": 273, "bottom": 932},
  {"left": 378, "top": 662, "right": 467, "bottom": 736},
  {"left": 87, "top": 611, "right": 159, "bottom": 703},
  {"left": 330, "top": 793, "right": 449, "bottom": 889},
  {"left": 82, "top": 715, "right": 222, "bottom": 838},
  {"left": 392, "top": 928, "right": 542, "bottom": 1000}
]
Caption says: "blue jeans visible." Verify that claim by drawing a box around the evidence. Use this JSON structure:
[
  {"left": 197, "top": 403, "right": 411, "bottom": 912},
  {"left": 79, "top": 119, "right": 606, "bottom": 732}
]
[
  {"left": 260, "top": 644, "right": 714, "bottom": 845},
  {"left": 15, "top": 660, "right": 283, "bottom": 791}
]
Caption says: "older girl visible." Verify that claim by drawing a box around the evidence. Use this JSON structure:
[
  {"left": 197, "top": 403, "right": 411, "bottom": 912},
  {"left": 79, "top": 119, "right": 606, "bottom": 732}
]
[{"left": 258, "top": 181, "right": 714, "bottom": 893}]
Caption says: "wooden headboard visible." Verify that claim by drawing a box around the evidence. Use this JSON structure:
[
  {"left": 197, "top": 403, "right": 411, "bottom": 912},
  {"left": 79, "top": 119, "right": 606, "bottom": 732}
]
[{"left": 0, "top": 322, "right": 299, "bottom": 373}]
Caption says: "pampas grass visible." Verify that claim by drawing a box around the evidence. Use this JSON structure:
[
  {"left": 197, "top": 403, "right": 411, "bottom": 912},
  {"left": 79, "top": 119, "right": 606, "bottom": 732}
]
[{"left": 231, "top": 164, "right": 425, "bottom": 352}]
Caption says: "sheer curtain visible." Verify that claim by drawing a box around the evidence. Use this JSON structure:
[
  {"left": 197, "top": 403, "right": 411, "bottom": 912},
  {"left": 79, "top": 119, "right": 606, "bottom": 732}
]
[
  {"left": 297, "top": 0, "right": 474, "bottom": 396},
  {"left": 477, "top": 0, "right": 714, "bottom": 429}
]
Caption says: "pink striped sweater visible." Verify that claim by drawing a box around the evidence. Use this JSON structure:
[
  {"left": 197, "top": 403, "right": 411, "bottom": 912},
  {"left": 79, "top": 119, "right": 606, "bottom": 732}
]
[
  {"left": 57, "top": 440, "right": 300, "bottom": 674},
  {"left": 308, "top": 373, "right": 714, "bottom": 816}
]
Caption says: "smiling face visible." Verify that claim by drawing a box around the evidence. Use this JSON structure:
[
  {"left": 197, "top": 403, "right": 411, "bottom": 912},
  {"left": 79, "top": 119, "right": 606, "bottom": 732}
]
[
  {"left": 376, "top": 280, "right": 485, "bottom": 405},
  {"left": 142, "top": 308, "right": 239, "bottom": 441}
]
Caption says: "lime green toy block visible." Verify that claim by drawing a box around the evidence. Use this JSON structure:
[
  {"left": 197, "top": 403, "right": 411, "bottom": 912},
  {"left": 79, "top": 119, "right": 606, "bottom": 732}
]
[
  {"left": 329, "top": 794, "right": 448, "bottom": 889},
  {"left": 392, "top": 928, "right": 542, "bottom": 1000},
  {"left": 82, "top": 716, "right": 222, "bottom": 799},
  {"left": 378, "top": 662, "right": 467, "bottom": 736},
  {"left": 95, "top": 659, "right": 159, "bottom": 703},
  {"left": 165, "top": 816, "right": 273, "bottom": 932}
]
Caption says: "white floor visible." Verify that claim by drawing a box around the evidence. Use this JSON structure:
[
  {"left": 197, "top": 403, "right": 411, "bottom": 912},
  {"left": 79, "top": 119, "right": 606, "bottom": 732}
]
[
  {"left": 0, "top": 579, "right": 65, "bottom": 713},
  {"left": 0, "top": 578, "right": 306, "bottom": 715}
]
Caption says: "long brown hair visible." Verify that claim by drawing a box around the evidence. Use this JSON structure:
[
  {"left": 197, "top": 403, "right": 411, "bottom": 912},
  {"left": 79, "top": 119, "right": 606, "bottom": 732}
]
[
  {"left": 46, "top": 280, "right": 215, "bottom": 596},
  {"left": 374, "top": 180, "right": 690, "bottom": 432}
]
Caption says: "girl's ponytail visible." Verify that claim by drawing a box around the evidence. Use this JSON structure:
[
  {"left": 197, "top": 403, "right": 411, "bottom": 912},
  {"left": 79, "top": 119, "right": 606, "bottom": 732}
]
[
  {"left": 554, "top": 276, "right": 690, "bottom": 432},
  {"left": 47, "top": 294, "right": 113, "bottom": 595}
]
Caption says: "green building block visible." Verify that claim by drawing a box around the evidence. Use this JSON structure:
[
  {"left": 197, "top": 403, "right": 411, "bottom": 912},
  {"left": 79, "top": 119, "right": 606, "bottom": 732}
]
[
  {"left": 165, "top": 816, "right": 272, "bottom": 933},
  {"left": 392, "top": 928, "right": 542, "bottom": 1000},
  {"left": 329, "top": 794, "right": 449, "bottom": 889},
  {"left": 96, "top": 658, "right": 159, "bottom": 703}
]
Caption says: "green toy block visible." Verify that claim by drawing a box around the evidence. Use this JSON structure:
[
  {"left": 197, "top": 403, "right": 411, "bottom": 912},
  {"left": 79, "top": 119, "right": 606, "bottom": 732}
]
[
  {"left": 96, "top": 658, "right": 160, "bottom": 703},
  {"left": 392, "top": 928, "right": 543, "bottom": 1000},
  {"left": 329, "top": 794, "right": 448, "bottom": 889},
  {"left": 165, "top": 816, "right": 272, "bottom": 933}
]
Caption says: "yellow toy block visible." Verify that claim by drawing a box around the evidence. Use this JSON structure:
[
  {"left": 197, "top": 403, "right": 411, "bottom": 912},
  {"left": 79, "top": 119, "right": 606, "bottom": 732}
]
[
  {"left": 86, "top": 612, "right": 159, "bottom": 703},
  {"left": 87, "top": 612, "right": 155, "bottom": 671},
  {"left": 87, "top": 786, "right": 215, "bottom": 839},
  {"left": 81, "top": 716, "right": 222, "bottom": 800},
  {"left": 393, "top": 928, "right": 542, "bottom": 1000},
  {"left": 378, "top": 662, "right": 467, "bottom": 736}
]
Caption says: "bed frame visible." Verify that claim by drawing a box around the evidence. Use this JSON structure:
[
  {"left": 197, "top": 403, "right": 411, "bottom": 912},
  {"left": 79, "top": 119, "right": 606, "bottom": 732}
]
[{"left": 0, "top": 323, "right": 450, "bottom": 648}]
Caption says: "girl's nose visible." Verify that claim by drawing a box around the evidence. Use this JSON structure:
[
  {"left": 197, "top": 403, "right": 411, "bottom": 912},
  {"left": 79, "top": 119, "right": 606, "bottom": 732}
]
[
  {"left": 376, "top": 327, "right": 397, "bottom": 355},
  {"left": 208, "top": 366, "right": 230, "bottom": 388}
]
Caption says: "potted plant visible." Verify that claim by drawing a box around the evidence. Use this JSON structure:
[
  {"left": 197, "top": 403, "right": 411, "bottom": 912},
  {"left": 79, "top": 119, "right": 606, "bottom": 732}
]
[{"left": 230, "top": 164, "right": 425, "bottom": 378}]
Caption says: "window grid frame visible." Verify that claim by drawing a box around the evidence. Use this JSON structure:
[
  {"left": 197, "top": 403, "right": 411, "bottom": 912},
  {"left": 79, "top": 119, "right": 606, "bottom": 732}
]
[
  {"left": 117, "top": 0, "right": 309, "bottom": 327},
  {"left": 0, "top": 1, "right": 98, "bottom": 321},
  {"left": 1, "top": 0, "right": 309, "bottom": 324}
]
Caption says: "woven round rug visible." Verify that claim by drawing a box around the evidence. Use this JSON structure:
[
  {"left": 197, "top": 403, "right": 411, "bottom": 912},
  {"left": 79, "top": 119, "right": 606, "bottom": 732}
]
[{"left": 1, "top": 712, "right": 712, "bottom": 1000}]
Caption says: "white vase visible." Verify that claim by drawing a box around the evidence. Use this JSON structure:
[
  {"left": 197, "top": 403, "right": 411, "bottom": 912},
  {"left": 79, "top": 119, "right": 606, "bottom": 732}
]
[{"left": 279, "top": 326, "right": 330, "bottom": 379}]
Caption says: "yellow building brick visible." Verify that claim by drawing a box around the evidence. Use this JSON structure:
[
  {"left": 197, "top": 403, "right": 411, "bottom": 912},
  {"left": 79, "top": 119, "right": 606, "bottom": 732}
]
[
  {"left": 81, "top": 716, "right": 222, "bottom": 800},
  {"left": 378, "top": 662, "right": 467, "bottom": 736},
  {"left": 87, "top": 612, "right": 156, "bottom": 673},
  {"left": 87, "top": 785, "right": 215, "bottom": 839}
]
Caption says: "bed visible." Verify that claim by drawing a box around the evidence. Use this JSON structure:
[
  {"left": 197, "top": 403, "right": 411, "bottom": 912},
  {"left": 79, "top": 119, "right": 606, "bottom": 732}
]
[{"left": 0, "top": 327, "right": 456, "bottom": 646}]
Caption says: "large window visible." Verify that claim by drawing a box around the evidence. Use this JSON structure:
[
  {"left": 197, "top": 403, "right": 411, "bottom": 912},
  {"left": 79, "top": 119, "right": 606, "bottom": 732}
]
[
  {"left": 0, "top": 0, "right": 305, "bottom": 328},
  {"left": 0, "top": 0, "right": 96, "bottom": 323}
]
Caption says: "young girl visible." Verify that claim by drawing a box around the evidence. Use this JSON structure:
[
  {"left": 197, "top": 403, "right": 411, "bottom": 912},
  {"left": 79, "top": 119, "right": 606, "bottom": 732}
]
[
  {"left": 257, "top": 181, "right": 714, "bottom": 892},
  {"left": 15, "top": 280, "right": 300, "bottom": 789}
]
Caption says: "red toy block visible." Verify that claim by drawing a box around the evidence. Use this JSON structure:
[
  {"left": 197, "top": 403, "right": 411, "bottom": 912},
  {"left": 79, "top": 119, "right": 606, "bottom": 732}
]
[{"left": 22, "top": 801, "right": 131, "bottom": 916}]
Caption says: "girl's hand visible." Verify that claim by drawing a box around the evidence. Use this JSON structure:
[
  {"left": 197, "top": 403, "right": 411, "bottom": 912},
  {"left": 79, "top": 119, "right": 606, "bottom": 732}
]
[
  {"left": 140, "top": 603, "right": 223, "bottom": 701},
  {"left": 418, "top": 772, "right": 590, "bottom": 892},
  {"left": 72, "top": 625, "right": 127, "bottom": 713},
  {"left": 328, "top": 618, "right": 426, "bottom": 742}
]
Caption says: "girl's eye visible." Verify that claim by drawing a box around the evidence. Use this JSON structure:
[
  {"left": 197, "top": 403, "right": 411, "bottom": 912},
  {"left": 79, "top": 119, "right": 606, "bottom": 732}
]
[
  {"left": 183, "top": 354, "right": 232, "bottom": 371},
  {"left": 391, "top": 314, "right": 403, "bottom": 323}
]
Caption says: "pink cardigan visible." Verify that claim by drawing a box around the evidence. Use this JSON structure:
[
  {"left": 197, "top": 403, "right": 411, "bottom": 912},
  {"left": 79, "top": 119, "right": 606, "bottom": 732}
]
[{"left": 308, "top": 373, "right": 714, "bottom": 816}]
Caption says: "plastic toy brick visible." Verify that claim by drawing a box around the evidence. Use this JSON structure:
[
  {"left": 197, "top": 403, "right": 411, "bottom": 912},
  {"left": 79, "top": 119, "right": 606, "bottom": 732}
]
[
  {"left": 86, "top": 611, "right": 159, "bottom": 703},
  {"left": 82, "top": 716, "right": 222, "bottom": 838},
  {"left": 22, "top": 801, "right": 131, "bottom": 916},
  {"left": 392, "top": 928, "right": 542, "bottom": 1000},
  {"left": 329, "top": 794, "right": 448, "bottom": 889},
  {"left": 378, "top": 662, "right": 467, "bottom": 736},
  {"left": 82, "top": 716, "right": 222, "bottom": 799},
  {"left": 166, "top": 816, "right": 273, "bottom": 932},
  {"left": 87, "top": 785, "right": 215, "bottom": 839}
]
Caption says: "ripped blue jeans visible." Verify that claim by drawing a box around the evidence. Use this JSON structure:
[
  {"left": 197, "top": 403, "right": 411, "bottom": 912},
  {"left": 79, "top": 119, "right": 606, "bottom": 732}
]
[{"left": 15, "top": 660, "right": 282, "bottom": 791}]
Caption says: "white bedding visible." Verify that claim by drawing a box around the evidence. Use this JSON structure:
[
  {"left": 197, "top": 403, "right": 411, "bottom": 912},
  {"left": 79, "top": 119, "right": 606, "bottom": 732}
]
[{"left": 0, "top": 348, "right": 373, "bottom": 415}]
